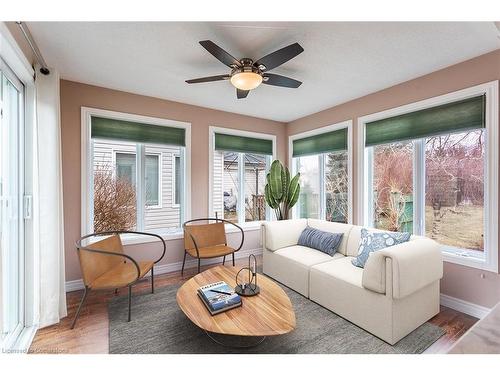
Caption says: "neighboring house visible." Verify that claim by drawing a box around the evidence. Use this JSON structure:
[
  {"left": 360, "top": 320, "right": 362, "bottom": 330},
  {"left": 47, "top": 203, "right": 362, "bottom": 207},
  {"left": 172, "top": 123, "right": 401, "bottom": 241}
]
[
  {"left": 93, "top": 139, "right": 182, "bottom": 230},
  {"left": 212, "top": 151, "right": 267, "bottom": 221}
]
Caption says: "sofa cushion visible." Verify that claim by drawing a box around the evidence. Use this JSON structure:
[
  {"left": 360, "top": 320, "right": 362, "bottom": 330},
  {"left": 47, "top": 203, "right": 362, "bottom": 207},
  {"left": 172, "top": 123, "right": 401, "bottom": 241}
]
[
  {"left": 297, "top": 226, "right": 343, "bottom": 256},
  {"left": 307, "top": 219, "right": 353, "bottom": 256},
  {"left": 352, "top": 228, "right": 411, "bottom": 268},
  {"left": 261, "top": 219, "right": 308, "bottom": 251},
  {"left": 274, "top": 245, "right": 344, "bottom": 267},
  {"left": 310, "top": 256, "right": 364, "bottom": 289},
  {"left": 263, "top": 246, "right": 344, "bottom": 297}
]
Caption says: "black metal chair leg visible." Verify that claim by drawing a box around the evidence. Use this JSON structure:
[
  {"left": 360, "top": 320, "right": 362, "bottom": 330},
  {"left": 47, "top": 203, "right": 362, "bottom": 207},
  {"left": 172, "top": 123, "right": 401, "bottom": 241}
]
[
  {"left": 232, "top": 252, "right": 235, "bottom": 266},
  {"left": 71, "top": 287, "right": 89, "bottom": 329},
  {"left": 128, "top": 285, "right": 132, "bottom": 322},
  {"left": 181, "top": 252, "right": 187, "bottom": 276},
  {"left": 223, "top": 255, "right": 226, "bottom": 265},
  {"left": 114, "top": 288, "right": 118, "bottom": 295},
  {"left": 198, "top": 258, "right": 201, "bottom": 274},
  {"left": 151, "top": 267, "right": 154, "bottom": 294}
]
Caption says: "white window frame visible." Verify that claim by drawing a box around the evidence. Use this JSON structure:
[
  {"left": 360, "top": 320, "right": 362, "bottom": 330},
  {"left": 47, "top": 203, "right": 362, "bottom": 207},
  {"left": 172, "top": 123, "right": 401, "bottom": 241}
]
[
  {"left": 288, "top": 120, "right": 353, "bottom": 223},
  {"left": 0, "top": 22, "right": 38, "bottom": 352},
  {"left": 357, "top": 81, "right": 499, "bottom": 272},
  {"left": 81, "top": 107, "right": 191, "bottom": 242},
  {"left": 171, "top": 153, "right": 180, "bottom": 209},
  {"left": 208, "top": 126, "right": 276, "bottom": 228}
]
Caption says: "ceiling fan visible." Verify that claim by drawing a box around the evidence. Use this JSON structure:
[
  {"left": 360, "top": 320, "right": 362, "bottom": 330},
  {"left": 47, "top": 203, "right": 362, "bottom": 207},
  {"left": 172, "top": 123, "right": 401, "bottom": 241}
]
[{"left": 186, "top": 40, "right": 304, "bottom": 99}]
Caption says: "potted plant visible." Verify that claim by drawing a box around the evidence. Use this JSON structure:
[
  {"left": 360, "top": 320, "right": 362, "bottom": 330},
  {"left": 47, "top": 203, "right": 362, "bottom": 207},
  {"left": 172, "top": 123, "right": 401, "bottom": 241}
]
[{"left": 264, "top": 160, "right": 300, "bottom": 220}]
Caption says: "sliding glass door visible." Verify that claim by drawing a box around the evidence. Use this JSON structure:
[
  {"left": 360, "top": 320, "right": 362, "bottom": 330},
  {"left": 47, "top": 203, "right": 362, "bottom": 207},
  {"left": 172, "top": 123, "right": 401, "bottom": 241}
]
[{"left": 0, "top": 62, "right": 24, "bottom": 348}]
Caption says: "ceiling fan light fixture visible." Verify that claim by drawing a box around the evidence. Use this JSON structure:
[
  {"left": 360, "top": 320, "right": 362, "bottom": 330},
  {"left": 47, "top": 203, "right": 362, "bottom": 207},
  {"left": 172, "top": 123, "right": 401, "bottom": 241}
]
[{"left": 230, "top": 71, "right": 263, "bottom": 91}]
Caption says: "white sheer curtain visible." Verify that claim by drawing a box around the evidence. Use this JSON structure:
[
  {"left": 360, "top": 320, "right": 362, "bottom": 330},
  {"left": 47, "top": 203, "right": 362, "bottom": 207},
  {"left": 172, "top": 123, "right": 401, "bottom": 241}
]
[{"left": 35, "top": 65, "right": 67, "bottom": 328}]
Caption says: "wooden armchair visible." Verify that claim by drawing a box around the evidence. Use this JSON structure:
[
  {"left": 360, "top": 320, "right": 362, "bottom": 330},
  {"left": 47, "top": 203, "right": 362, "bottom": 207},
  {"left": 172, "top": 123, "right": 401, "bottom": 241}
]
[
  {"left": 72, "top": 231, "right": 166, "bottom": 329},
  {"left": 182, "top": 218, "right": 244, "bottom": 275}
]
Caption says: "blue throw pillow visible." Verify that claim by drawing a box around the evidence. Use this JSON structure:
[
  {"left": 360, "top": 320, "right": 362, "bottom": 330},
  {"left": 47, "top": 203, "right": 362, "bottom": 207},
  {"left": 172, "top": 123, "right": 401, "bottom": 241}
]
[
  {"left": 297, "top": 226, "right": 343, "bottom": 256},
  {"left": 351, "top": 228, "right": 411, "bottom": 268}
]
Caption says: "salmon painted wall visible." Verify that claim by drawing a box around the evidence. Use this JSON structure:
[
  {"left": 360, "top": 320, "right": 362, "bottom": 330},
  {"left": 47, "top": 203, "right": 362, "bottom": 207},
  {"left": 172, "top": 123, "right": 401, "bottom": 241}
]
[
  {"left": 287, "top": 49, "right": 500, "bottom": 308},
  {"left": 60, "top": 80, "right": 287, "bottom": 282}
]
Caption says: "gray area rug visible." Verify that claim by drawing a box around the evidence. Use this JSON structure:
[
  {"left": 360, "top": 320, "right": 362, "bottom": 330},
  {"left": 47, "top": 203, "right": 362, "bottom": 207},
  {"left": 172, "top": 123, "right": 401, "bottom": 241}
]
[{"left": 108, "top": 282, "right": 444, "bottom": 354}]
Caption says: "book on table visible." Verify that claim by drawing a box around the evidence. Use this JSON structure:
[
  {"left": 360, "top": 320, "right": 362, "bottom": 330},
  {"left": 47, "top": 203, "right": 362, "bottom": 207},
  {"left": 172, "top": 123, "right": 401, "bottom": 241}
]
[{"left": 197, "top": 281, "right": 242, "bottom": 315}]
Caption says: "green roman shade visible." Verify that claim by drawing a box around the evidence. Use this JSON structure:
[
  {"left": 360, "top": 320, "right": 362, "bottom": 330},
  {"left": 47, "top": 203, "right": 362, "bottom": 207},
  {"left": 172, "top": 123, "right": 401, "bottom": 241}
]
[
  {"left": 292, "top": 127, "right": 347, "bottom": 157},
  {"left": 365, "top": 95, "right": 485, "bottom": 147},
  {"left": 91, "top": 116, "right": 186, "bottom": 146},
  {"left": 214, "top": 133, "right": 273, "bottom": 155}
]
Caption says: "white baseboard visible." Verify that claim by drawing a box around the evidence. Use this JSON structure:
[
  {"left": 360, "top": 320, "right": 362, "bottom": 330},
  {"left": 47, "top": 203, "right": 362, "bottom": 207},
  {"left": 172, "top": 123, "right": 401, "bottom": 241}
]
[
  {"left": 440, "top": 293, "right": 491, "bottom": 319},
  {"left": 65, "top": 247, "right": 263, "bottom": 293}
]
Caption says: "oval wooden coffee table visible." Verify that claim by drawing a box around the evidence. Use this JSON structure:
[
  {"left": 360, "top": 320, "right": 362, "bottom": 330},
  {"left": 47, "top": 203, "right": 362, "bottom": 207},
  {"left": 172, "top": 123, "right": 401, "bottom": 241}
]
[{"left": 176, "top": 265, "right": 296, "bottom": 347}]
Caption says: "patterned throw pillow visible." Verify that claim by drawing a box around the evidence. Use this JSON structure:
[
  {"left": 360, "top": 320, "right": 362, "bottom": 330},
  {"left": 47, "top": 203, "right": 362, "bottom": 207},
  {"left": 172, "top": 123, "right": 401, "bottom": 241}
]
[
  {"left": 351, "top": 228, "right": 411, "bottom": 268},
  {"left": 297, "top": 226, "right": 343, "bottom": 256}
]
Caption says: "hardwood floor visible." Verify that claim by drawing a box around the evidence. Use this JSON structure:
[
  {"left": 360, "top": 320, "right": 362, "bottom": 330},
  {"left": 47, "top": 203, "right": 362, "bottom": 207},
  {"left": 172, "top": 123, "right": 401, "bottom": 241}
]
[{"left": 29, "top": 256, "right": 478, "bottom": 354}]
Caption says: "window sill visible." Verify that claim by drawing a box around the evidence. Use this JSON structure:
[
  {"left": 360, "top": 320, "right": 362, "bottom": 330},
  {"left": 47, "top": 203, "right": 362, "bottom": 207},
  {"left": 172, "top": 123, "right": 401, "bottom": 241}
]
[
  {"left": 120, "top": 222, "right": 263, "bottom": 246},
  {"left": 442, "top": 247, "right": 498, "bottom": 273}
]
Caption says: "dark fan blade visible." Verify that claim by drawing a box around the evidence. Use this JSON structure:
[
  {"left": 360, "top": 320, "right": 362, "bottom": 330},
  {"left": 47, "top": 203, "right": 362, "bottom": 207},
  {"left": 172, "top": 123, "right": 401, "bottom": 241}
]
[
  {"left": 237, "top": 89, "right": 249, "bottom": 99},
  {"left": 263, "top": 73, "right": 302, "bottom": 88},
  {"left": 185, "top": 75, "right": 230, "bottom": 84},
  {"left": 199, "top": 40, "right": 241, "bottom": 68},
  {"left": 254, "top": 42, "right": 304, "bottom": 71}
]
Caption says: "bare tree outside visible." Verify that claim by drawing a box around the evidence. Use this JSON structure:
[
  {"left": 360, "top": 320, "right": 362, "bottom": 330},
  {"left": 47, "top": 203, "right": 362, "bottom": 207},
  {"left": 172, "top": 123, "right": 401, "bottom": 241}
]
[
  {"left": 371, "top": 129, "right": 484, "bottom": 250},
  {"left": 425, "top": 129, "right": 484, "bottom": 250},
  {"left": 93, "top": 164, "right": 137, "bottom": 232},
  {"left": 325, "top": 151, "right": 349, "bottom": 223},
  {"left": 372, "top": 142, "right": 413, "bottom": 232}
]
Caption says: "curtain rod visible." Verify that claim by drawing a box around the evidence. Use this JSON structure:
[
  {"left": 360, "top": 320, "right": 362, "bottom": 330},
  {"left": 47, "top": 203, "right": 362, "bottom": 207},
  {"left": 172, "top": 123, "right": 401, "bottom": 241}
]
[{"left": 16, "top": 21, "right": 50, "bottom": 75}]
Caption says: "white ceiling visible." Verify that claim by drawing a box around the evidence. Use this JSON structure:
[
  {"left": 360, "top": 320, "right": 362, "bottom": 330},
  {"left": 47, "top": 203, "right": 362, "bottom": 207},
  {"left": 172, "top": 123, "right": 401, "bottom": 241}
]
[{"left": 28, "top": 22, "right": 500, "bottom": 122}]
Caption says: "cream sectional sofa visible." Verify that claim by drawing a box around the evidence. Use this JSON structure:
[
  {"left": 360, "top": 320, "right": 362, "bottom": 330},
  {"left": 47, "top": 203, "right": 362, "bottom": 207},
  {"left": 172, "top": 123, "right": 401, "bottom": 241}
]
[{"left": 261, "top": 218, "right": 443, "bottom": 345}]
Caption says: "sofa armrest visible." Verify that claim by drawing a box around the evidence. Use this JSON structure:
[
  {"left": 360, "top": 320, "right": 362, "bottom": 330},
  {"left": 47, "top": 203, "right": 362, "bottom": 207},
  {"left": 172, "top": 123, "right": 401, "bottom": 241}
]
[
  {"left": 362, "top": 238, "right": 443, "bottom": 299},
  {"left": 261, "top": 219, "right": 307, "bottom": 251}
]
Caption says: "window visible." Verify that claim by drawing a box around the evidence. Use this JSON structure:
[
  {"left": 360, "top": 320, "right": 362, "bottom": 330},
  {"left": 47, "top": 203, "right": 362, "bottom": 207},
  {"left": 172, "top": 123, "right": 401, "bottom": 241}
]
[
  {"left": 295, "top": 154, "right": 320, "bottom": 219},
  {"left": 290, "top": 121, "right": 352, "bottom": 223},
  {"left": 210, "top": 128, "right": 275, "bottom": 224},
  {"left": 360, "top": 82, "right": 498, "bottom": 271},
  {"left": 424, "top": 130, "right": 485, "bottom": 251},
  {"left": 370, "top": 141, "right": 414, "bottom": 232},
  {"left": 145, "top": 154, "right": 160, "bottom": 207},
  {"left": 115, "top": 152, "right": 160, "bottom": 207},
  {"left": 244, "top": 153, "right": 267, "bottom": 222},
  {"left": 325, "top": 150, "right": 349, "bottom": 223},
  {"left": 83, "top": 109, "right": 190, "bottom": 237},
  {"left": 172, "top": 155, "right": 181, "bottom": 206},
  {"left": 0, "top": 65, "right": 24, "bottom": 347},
  {"left": 116, "top": 152, "right": 136, "bottom": 185}
]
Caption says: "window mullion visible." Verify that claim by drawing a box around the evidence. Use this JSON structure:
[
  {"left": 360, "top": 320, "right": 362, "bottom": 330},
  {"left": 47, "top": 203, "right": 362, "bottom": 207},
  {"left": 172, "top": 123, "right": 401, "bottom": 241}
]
[
  {"left": 413, "top": 139, "right": 425, "bottom": 236},
  {"left": 291, "top": 157, "right": 298, "bottom": 219},
  {"left": 265, "top": 155, "right": 271, "bottom": 221},
  {"left": 238, "top": 153, "right": 245, "bottom": 223},
  {"left": 365, "top": 147, "right": 374, "bottom": 227},
  {"left": 179, "top": 151, "right": 185, "bottom": 226},
  {"left": 319, "top": 153, "right": 326, "bottom": 220},
  {"left": 89, "top": 139, "right": 95, "bottom": 232},
  {"left": 136, "top": 143, "right": 145, "bottom": 231}
]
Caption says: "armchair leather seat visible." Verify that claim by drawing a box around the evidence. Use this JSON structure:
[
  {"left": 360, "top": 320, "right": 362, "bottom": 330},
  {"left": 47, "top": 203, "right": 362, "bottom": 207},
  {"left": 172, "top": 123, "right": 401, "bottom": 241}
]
[
  {"left": 91, "top": 261, "right": 154, "bottom": 290},
  {"left": 185, "top": 245, "right": 236, "bottom": 259}
]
